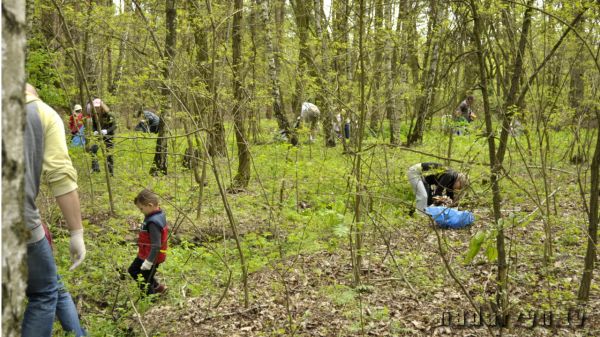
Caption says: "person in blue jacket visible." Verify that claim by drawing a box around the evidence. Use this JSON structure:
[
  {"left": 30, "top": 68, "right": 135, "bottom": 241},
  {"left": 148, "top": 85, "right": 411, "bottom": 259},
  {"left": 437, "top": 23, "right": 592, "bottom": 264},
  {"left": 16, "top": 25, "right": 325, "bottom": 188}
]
[{"left": 135, "top": 109, "right": 160, "bottom": 134}]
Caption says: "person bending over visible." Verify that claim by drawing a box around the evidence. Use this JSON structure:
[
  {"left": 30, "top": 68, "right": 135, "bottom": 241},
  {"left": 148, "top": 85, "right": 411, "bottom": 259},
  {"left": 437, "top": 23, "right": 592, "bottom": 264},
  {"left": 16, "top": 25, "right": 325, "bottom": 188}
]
[{"left": 407, "top": 162, "right": 468, "bottom": 213}]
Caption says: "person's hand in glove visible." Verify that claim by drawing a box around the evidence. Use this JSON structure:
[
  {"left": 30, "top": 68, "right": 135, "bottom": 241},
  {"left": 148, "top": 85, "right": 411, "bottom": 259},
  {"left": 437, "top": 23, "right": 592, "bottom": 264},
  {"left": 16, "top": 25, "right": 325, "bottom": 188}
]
[
  {"left": 141, "top": 260, "right": 153, "bottom": 270},
  {"left": 69, "top": 229, "right": 86, "bottom": 270},
  {"left": 101, "top": 129, "right": 108, "bottom": 135}
]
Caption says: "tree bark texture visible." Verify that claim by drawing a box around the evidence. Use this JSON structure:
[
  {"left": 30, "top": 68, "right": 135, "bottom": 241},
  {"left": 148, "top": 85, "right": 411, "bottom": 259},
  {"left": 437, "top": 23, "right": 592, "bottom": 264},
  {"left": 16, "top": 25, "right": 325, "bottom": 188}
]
[
  {"left": 2, "top": 1, "right": 27, "bottom": 335},
  {"left": 232, "top": 0, "right": 251, "bottom": 188}
]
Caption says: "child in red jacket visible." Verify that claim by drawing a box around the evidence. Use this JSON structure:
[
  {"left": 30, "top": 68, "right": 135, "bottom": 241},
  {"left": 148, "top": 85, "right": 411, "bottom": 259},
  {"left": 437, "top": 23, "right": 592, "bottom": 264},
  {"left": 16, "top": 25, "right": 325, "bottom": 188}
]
[{"left": 128, "top": 189, "right": 168, "bottom": 295}]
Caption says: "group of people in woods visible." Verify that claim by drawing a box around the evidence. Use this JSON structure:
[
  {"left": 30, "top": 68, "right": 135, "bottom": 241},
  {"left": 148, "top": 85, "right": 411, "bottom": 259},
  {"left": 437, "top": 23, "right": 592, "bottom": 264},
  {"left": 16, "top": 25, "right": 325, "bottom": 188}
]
[
  {"left": 23, "top": 84, "right": 168, "bottom": 337},
  {"left": 23, "top": 85, "right": 472, "bottom": 335},
  {"left": 67, "top": 98, "right": 161, "bottom": 176}
]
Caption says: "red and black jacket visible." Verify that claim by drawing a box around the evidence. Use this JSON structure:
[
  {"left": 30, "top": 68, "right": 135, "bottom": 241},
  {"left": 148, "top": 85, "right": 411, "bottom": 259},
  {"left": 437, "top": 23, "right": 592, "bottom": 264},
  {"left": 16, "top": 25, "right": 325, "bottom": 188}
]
[{"left": 137, "top": 209, "right": 168, "bottom": 264}]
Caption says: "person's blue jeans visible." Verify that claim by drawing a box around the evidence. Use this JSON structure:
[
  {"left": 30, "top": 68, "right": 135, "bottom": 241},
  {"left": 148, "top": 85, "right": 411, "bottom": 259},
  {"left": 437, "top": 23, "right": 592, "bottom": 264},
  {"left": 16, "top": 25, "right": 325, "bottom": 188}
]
[
  {"left": 56, "top": 276, "right": 87, "bottom": 336},
  {"left": 22, "top": 238, "right": 59, "bottom": 337},
  {"left": 22, "top": 238, "right": 86, "bottom": 337}
]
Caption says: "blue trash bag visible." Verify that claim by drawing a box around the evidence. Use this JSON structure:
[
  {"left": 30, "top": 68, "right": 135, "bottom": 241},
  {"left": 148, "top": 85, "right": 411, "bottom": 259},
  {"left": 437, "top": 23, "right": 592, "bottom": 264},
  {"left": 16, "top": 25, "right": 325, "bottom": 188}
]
[
  {"left": 71, "top": 126, "right": 86, "bottom": 147},
  {"left": 425, "top": 206, "right": 475, "bottom": 229}
]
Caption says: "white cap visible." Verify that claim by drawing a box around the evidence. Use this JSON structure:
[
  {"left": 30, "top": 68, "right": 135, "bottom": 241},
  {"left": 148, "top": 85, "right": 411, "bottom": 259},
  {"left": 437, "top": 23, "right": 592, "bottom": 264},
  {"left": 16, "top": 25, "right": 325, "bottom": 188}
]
[{"left": 73, "top": 104, "right": 82, "bottom": 112}]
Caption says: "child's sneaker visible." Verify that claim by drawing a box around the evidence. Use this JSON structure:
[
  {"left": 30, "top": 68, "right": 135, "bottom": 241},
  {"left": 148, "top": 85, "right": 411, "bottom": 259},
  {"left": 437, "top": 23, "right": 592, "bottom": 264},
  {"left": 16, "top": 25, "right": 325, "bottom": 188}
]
[{"left": 154, "top": 284, "right": 168, "bottom": 295}]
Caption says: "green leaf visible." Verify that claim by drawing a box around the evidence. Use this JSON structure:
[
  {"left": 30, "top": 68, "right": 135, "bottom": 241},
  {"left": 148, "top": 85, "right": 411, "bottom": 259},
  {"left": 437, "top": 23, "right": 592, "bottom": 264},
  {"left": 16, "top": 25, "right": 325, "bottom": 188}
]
[
  {"left": 333, "top": 223, "right": 350, "bottom": 238},
  {"left": 485, "top": 245, "right": 498, "bottom": 262},
  {"left": 464, "top": 231, "right": 486, "bottom": 264}
]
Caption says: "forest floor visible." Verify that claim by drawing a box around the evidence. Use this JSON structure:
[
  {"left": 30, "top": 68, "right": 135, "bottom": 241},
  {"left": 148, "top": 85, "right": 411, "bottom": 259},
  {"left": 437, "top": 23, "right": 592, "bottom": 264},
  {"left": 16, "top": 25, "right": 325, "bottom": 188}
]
[{"left": 45, "top": 122, "right": 600, "bottom": 336}]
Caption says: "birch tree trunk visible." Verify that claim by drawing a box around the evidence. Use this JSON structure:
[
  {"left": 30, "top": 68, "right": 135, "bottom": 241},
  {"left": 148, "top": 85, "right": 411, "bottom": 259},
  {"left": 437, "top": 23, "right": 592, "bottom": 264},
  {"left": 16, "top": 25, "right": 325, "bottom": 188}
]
[{"left": 2, "top": 1, "right": 27, "bottom": 335}]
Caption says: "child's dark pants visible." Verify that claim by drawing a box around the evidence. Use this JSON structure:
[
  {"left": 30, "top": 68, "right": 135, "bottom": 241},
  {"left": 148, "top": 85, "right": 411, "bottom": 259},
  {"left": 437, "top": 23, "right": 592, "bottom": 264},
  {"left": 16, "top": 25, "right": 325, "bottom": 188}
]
[{"left": 128, "top": 257, "right": 160, "bottom": 295}]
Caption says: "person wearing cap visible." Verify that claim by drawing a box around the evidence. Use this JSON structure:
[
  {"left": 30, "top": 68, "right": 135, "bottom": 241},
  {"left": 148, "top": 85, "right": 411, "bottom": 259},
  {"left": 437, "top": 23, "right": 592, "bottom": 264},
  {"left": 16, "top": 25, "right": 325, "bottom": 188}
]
[
  {"left": 68, "top": 104, "right": 85, "bottom": 147},
  {"left": 85, "top": 98, "right": 117, "bottom": 175},
  {"left": 134, "top": 109, "right": 160, "bottom": 134},
  {"left": 23, "top": 84, "right": 87, "bottom": 337},
  {"left": 68, "top": 104, "right": 84, "bottom": 136},
  {"left": 407, "top": 162, "right": 469, "bottom": 214}
]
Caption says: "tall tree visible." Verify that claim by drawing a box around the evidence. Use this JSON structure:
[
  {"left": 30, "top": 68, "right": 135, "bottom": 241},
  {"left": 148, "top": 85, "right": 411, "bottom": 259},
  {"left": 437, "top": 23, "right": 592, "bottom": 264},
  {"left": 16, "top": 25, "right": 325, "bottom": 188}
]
[
  {"left": 470, "top": 0, "right": 534, "bottom": 324},
  {"left": 332, "top": 0, "right": 351, "bottom": 151},
  {"left": 384, "top": 0, "right": 400, "bottom": 145},
  {"left": 151, "top": 0, "right": 177, "bottom": 175},
  {"left": 314, "top": 0, "right": 336, "bottom": 147},
  {"left": 258, "top": 0, "right": 297, "bottom": 145},
  {"left": 406, "top": 0, "right": 442, "bottom": 146},
  {"left": 578, "top": 111, "right": 600, "bottom": 301},
  {"left": 368, "top": 0, "right": 385, "bottom": 135},
  {"left": 232, "top": 0, "right": 251, "bottom": 189},
  {"left": 2, "top": 1, "right": 27, "bottom": 335},
  {"left": 291, "top": 0, "right": 312, "bottom": 116}
]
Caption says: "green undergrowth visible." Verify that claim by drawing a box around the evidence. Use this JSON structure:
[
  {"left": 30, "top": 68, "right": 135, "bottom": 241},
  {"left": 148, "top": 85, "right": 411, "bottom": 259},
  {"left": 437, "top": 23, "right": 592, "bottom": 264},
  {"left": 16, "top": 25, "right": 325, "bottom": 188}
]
[{"left": 39, "top": 118, "right": 597, "bottom": 336}]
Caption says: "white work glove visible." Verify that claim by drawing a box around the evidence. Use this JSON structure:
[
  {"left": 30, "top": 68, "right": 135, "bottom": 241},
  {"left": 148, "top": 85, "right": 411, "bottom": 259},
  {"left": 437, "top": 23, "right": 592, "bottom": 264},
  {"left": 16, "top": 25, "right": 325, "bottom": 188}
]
[
  {"left": 93, "top": 131, "right": 98, "bottom": 136},
  {"left": 101, "top": 129, "right": 108, "bottom": 135},
  {"left": 141, "top": 260, "right": 153, "bottom": 271},
  {"left": 69, "top": 229, "right": 86, "bottom": 270}
]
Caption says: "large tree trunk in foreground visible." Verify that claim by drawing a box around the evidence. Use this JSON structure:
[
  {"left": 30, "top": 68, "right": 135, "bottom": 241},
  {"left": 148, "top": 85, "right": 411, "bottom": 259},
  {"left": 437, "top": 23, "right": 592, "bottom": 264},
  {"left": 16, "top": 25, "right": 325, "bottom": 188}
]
[{"left": 2, "top": 1, "right": 27, "bottom": 335}]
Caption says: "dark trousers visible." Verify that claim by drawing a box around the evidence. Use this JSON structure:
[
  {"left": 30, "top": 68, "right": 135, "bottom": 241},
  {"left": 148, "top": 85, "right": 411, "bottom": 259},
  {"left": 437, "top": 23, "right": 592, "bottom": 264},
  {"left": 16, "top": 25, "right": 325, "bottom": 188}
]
[
  {"left": 89, "top": 137, "right": 113, "bottom": 175},
  {"left": 128, "top": 257, "right": 159, "bottom": 295}
]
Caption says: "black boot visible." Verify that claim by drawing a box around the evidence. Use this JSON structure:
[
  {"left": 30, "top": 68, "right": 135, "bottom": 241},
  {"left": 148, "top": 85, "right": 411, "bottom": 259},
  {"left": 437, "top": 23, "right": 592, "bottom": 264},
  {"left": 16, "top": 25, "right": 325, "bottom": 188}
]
[
  {"left": 92, "top": 160, "right": 100, "bottom": 172},
  {"left": 107, "top": 155, "right": 114, "bottom": 176}
]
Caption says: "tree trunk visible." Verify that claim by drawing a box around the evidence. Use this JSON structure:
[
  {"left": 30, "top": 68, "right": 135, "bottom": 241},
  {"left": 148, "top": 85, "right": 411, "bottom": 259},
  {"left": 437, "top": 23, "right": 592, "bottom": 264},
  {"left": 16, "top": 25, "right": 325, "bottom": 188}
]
[
  {"left": 231, "top": 0, "right": 251, "bottom": 189},
  {"left": 205, "top": 0, "right": 227, "bottom": 156},
  {"left": 151, "top": 0, "right": 177, "bottom": 176},
  {"left": 368, "top": 0, "right": 385, "bottom": 136},
  {"left": 385, "top": 0, "right": 399, "bottom": 145},
  {"left": 470, "top": 0, "right": 534, "bottom": 325},
  {"left": 291, "top": 0, "right": 312, "bottom": 117},
  {"left": 351, "top": 0, "right": 367, "bottom": 287},
  {"left": 2, "top": 1, "right": 27, "bottom": 335},
  {"left": 258, "top": 0, "right": 297, "bottom": 145},
  {"left": 108, "top": 2, "right": 130, "bottom": 95},
  {"left": 578, "top": 109, "right": 600, "bottom": 302},
  {"left": 406, "top": 0, "right": 440, "bottom": 146},
  {"left": 314, "top": 0, "right": 336, "bottom": 147}
]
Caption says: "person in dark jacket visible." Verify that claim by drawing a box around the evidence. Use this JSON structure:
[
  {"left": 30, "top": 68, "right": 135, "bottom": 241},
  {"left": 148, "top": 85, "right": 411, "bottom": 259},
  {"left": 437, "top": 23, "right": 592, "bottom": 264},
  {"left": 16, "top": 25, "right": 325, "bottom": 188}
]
[
  {"left": 407, "top": 162, "right": 469, "bottom": 213},
  {"left": 134, "top": 109, "right": 160, "bottom": 133},
  {"left": 86, "top": 98, "right": 117, "bottom": 175},
  {"left": 128, "top": 189, "right": 168, "bottom": 295}
]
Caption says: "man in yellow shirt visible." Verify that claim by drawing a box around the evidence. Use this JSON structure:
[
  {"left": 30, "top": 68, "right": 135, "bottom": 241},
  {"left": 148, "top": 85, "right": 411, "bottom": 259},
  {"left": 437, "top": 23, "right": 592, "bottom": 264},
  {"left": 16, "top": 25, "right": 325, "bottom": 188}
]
[{"left": 23, "top": 84, "right": 86, "bottom": 337}]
